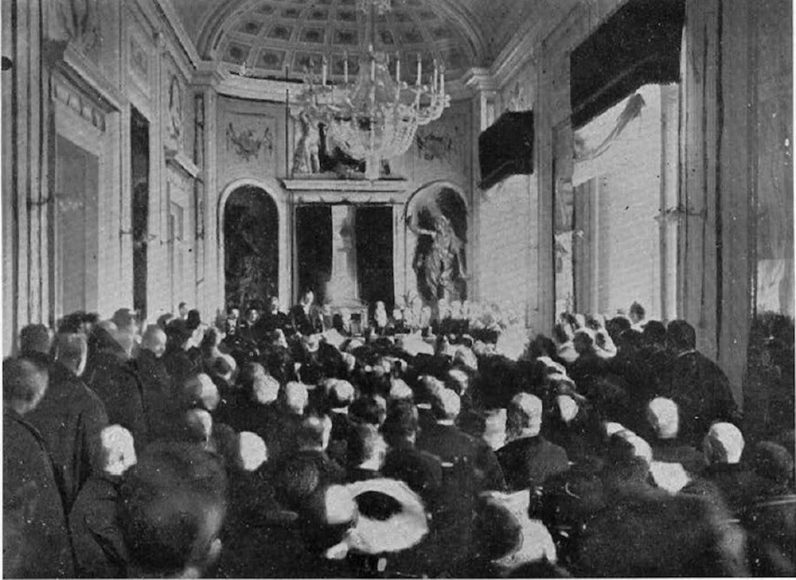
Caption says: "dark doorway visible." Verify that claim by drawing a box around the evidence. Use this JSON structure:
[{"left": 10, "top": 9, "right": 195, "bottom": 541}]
[
  {"left": 224, "top": 187, "right": 279, "bottom": 310},
  {"left": 295, "top": 205, "right": 332, "bottom": 305},
  {"left": 356, "top": 206, "right": 394, "bottom": 310},
  {"left": 131, "top": 108, "right": 149, "bottom": 317}
]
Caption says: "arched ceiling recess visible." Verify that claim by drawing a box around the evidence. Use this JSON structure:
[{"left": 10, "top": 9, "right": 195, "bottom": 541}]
[{"left": 195, "top": 0, "right": 488, "bottom": 83}]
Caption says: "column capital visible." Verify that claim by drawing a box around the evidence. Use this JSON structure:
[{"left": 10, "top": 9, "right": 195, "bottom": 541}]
[
  {"left": 192, "top": 62, "right": 225, "bottom": 88},
  {"left": 461, "top": 68, "right": 498, "bottom": 95}
]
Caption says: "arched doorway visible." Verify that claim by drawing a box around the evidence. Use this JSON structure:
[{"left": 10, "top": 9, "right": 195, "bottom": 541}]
[
  {"left": 405, "top": 183, "right": 469, "bottom": 306},
  {"left": 223, "top": 186, "right": 278, "bottom": 310}
]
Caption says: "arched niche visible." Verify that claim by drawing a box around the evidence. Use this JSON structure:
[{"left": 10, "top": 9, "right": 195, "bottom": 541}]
[
  {"left": 216, "top": 178, "right": 289, "bottom": 311},
  {"left": 403, "top": 181, "right": 469, "bottom": 307}
]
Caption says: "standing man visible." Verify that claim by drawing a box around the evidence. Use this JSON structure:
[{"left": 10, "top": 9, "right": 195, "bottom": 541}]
[{"left": 291, "top": 289, "right": 323, "bottom": 335}]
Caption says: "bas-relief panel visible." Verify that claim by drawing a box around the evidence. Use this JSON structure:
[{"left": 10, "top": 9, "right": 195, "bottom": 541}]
[
  {"left": 217, "top": 98, "right": 282, "bottom": 185},
  {"left": 499, "top": 59, "right": 535, "bottom": 115},
  {"left": 407, "top": 101, "right": 471, "bottom": 186}
]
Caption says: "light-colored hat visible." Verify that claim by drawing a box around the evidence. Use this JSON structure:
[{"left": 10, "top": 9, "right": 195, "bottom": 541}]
[{"left": 345, "top": 478, "right": 429, "bottom": 555}]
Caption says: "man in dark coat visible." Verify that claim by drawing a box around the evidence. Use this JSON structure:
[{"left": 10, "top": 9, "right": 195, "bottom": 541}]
[
  {"left": 645, "top": 397, "right": 706, "bottom": 493},
  {"left": 572, "top": 431, "right": 747, "bottom": 577},
  {"left": 4, "top": 357, "right": 75, "bottom": 578},
  {"left": 382, "top": 400, "right": 444, "bottom": 507},
  {"left": 26, "top": 332, "right": 109, "bottom": 514},
  {"left": 682, "top": 422, "right": 765, "bottom": 515},
  {"left": 497, "top": 393, "right": 570, "bottom": 492},
  {"left": 256, "top": 296, "right": 291, "bottom": 336},
  {"left": 417, "top": 387, "right": 480, "bottom": 465},
  {"left": 162, "top": 319, "right": 202, "bottom": 391},
  {"left": 87, "top": 322, "right": 149, "bottom": 450},
  {"left": 69, "top": 425, "right": 137, "bottom": 578},
  {"left": 662, "top": 320, "right": 741, "bottom": 445},
  {"left": 740, "top": 441, "right": 796, "bottom": 576},
  {"left": 135, "top": 325, "right": 174, "bottom": 441},
  {"left": 290, "top": 289, "right": 323, "bottom": 336}
]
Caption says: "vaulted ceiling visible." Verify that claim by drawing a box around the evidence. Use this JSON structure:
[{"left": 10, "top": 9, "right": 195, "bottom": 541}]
[{"left": 168, "top": 0, "right": 579, "bottom": 81}]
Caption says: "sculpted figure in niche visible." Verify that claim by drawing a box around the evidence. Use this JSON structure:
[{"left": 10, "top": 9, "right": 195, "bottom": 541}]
[
  {"left": 408, "top": 189, "right": 468, "bottom": 306},
  {"left": 292, "top": 111, "right": 321, "bottom": 175}
]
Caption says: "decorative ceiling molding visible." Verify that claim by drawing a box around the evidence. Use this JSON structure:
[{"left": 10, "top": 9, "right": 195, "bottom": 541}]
[{"left": 191, "top": 0, "right": 487, "bottom": 81}]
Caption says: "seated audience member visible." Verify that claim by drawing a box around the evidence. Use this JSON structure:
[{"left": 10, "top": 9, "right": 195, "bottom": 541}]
[
  {"left": 87, "top": 321, "right": 149, "bottom": 448},
  {"left": 19, "top": 322, "right": 53, "bottom": 360},
  {"left": 180, "top": 372, "right": 221, "bottom": 414},
  {"left": 257, "top": 296, "right": 290, "bottom": 335},
  {"left": 683, "top": 422, "right": 765, "bottom": 514},
  {"left": 350, "top": 394, "right": 388, "bottom": 427},
  {"left": 136, "top": 324, "right": 174, "bottom": 440},
  {"left": 223, "top": 306, "right": 240, "bottom": 335},
  {"left": 277, "top": 413, "right": 345, "bottom": 491},
  {"left": 382, "top": 400, "right": 444, "bottom": 506},
  {"left": 740, "top": 441, "right": 796, "bottom": 576},
  {"left": 497, "top": 393, "right": 570, "bottom": 492},
  {"left": 325, "top": 379, "right": 357, "bottom": 465},
  {"left": 118, "top": 441, "right": 228, "bottom": 578},
  {"left": 208, "top": 353, "right": 237, "bottom": 398},
  {"left": 628, "top": 300, "right": 646, "bottom": 328},
  {"left": 552, "top": 322, "right": 577, "bottom": 364},
  {"left": 573, "top": 430, "right": 748, "bottom": 577},
  {"left": 238, "top": 305, "right": 261, "bottom": 343},
  {"left": 217, "top": 362, "right": 281, "bottom": 445},
  {"left": 4, "top": 357, "right": 74, "bottom": 578},
  {"left": 346, "top": 422, "right": 387, "bottom": 482},
  {"left": 417, "top": 388, "right": 480, "bottom": 467},
  {"left": 662, "top": 320, "right": 741, "bottom": 444},
  {"left": 453, "top": 492, "right": 559, "bottom": 578},
  {"left": 645, "top": 397, "right": 706, "bottom": 492},
  {"left": 543, "top": 391, "right": 601, "bottom": 461},
  {"left": 26, "top": 332, "right": 109, "bottom": 513},
  {"left": 70, "top": 425, "right": 137, "bottom": 578}
]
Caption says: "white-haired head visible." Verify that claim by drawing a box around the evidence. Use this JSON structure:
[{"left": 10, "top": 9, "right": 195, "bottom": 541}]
[
  {"left": 507, "top": 393, "right": 543, "bottom": 439},
  {"left": 389, "top": 378, "right": 413, "bottom": 401},
  {"left": 253, "top": 373, "right": 280, "bottom": 405},
  {"left": 238, "top": 431, "right": 268, "bottom": 471},
  {"left": 647, "top": 397, "right": 680, "bottom": 440},
  {"left": 98, "top": 425, "right": 137, "bottom": 477},
  {"left": 556, "top": 394, "right": 579, "bottom": 424},
  {"left": 703, "top": 422, "right": 745, "bottom": 464},
  {"left": 431, "top": 388, "right": 461, "bottom": 422},
  {"left": 285, "top": 382, "right": 309, "bottom": 416}
]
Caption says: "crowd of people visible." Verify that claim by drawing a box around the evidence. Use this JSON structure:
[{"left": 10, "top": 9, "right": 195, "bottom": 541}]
[{"left": 4, "top": 294, "right": 795, "bottom": 578}]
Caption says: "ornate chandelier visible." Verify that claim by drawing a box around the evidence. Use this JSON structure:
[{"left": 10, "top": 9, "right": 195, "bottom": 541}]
[{"left": 295, "top": 0, "right": 449, "bottom": 180}]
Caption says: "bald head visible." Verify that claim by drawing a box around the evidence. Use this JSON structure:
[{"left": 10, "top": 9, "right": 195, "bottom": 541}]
[
  {"left": 704, "top": 422, "right": 745, "bottom": 464},
  {"left": 183, "top": 374, "right": 220, "bottom": 412},
  {"left": 507, "top": 393, "right": 543, "bottom": 438},
  {"left": 647, "top": 397, "right": 679, "bottom": 440},
  {"left": 141, "top": 325, "right": 167, "bottom": 358}
]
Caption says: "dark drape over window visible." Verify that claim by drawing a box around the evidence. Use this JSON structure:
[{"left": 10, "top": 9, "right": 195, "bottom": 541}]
[
  {"left": 478, "top": 110, "right": 534, "bottom": 190},
  {"left": 570, "top": 0, "right": 684, "bottom": 129}
]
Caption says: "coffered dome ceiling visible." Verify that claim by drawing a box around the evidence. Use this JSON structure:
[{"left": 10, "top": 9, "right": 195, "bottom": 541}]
[{"left": 195, "top": 0, "right": 483, "bottom": 81}]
